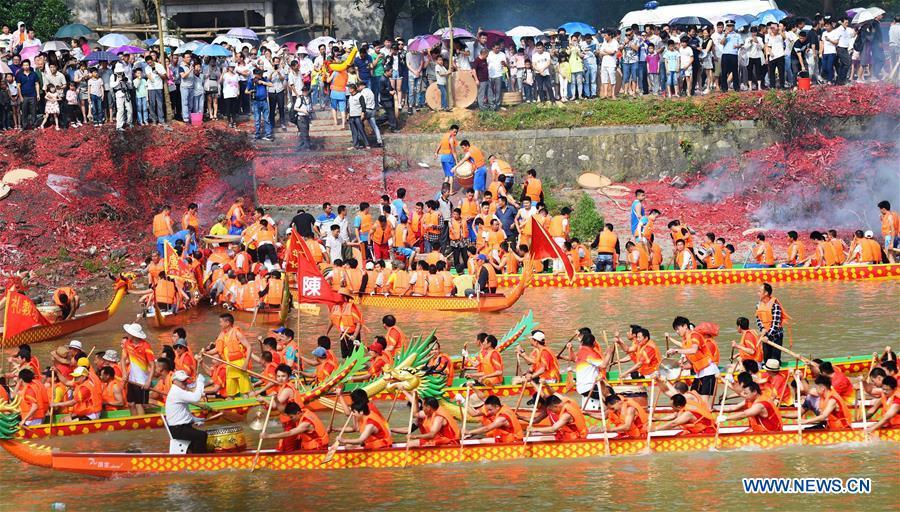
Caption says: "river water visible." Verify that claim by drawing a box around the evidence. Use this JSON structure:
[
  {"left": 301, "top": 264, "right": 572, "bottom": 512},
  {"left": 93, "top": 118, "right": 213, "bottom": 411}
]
[{"left": 2, "top": 279, "right": 897, "bottom": 510}]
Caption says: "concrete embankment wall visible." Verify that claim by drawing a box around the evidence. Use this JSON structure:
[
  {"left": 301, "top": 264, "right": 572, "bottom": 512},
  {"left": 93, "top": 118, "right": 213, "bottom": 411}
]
[{"left": 381, "top": 116, "right": 886, "bottom": 185}]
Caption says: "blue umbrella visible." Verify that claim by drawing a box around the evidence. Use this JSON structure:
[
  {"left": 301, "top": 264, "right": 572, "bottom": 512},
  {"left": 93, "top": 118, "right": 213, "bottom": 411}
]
[
  {"left": 558, "top": 22, "right": 597, "bottom": 35},
  {"left": 81, "top": 51, "right": 119, "bottom": 62},
  {"left": 197, "top": 43, "right": 232, "bottom": 57},
  {"left": 670, "top": 16, "right": 713, "bottom": 28},
  {"left": 754, "top": 13, "right": 782, "bottom": 25},
  {"left": 54, "top": 24, "right": 93, "bottom": 39},
  {"left": 727, "top": 14, "right": 756, "bottom": 30},
  {"left": 756, "top": 8, "right": 787, "bottom": 21}
]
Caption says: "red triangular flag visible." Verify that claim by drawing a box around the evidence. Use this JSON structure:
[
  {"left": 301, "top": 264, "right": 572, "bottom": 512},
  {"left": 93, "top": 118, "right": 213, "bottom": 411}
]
[
  {"left": 2, "top": 290, "right": 51, "bottom": 341},
  {"left": 529, "top": 216, "right": 575, "bottom": 282},
  {"left": 284, "top": 229, "right": 316, "bottom": 273},
  {"left": 294, "top": 248, "right": 344, "bottom": 306},
  {"left": 163, "top": 241, "right": 196, "bottom": 283}
]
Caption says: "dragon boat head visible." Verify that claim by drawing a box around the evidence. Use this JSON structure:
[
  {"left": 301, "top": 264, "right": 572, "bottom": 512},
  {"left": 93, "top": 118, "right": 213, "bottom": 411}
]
[{"left": 0, "top": 398, "right": 22, "bottom": 439}]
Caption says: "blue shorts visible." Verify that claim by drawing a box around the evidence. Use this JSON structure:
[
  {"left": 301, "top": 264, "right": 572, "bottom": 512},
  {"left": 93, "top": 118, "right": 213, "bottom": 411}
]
[
  {"left": 440, "top": 154, "right": 456, "bottom": 178},
  {"left": 330, "top": 90, "right": 346, "bottom": 111},
  {"left": 394, "top": 247, "right": 415, "bottom": 258},
  {"left": 473, "top": 166, "right": 487, "bottom": 192},
  {"left": 885, "top": 235, "right": 896, "bottom": 249}
]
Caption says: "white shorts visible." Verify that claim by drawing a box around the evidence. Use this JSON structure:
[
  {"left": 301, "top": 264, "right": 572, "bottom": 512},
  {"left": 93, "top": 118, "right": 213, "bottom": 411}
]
[{"left": 600, "top": 66, "right": 617, "bottom": 84}]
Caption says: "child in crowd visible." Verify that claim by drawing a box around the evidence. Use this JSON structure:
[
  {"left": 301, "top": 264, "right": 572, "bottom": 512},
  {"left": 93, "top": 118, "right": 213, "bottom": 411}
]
[
  {"left": 65, "top": 81, "right": 82, "bottom": 127},
  {"left": 133, "top": 68, "right": 148, "bottom": 126},
  {"left": 522, "top": 59, "right": 535, "bottom": 102},
  {"left": 557, "top": 50, "right": 570, "bottom": 102},
  {"left": 513, "top": 48, "right": 526, "bottom": 93},
  {"left": 40, "top": 84, "right": 61, "bottom": 130},
  {"left": 87, "top": 67, "right": 105, "bottom": 125},
  {"left": 646, "top": 43, "right": 660, "bottom": 95},
  {"left": 6, "top": 74, "right": 21, "bottom": 130},
  {"left": 0, "top": 80, "right": 10, "bottom": 130},
  {"left": 663, "top": 40, "right": 680, "bottom": 97}
]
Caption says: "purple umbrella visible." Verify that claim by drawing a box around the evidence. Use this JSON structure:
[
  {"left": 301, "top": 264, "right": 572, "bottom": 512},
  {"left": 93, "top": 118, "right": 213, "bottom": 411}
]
[
  {"left": 226, "top": 27, "right": 258, "bottom": 41},
  {"left": 408, "top": 35, "right": 441, "bottom": 52},
  {"left": 110, "top": 45, "right": 145, "bottom": 55},
  {"left": 481, "top": 30, "right": 514, "bottom": 49},
  {"left": 437, "top": 27, "right": 474, "bottom": 40}
]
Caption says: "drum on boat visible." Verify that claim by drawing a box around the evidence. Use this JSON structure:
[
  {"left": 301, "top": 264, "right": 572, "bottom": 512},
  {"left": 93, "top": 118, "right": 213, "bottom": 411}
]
[
  {"left": 455, "top": 160, "right": 475, "bottom": 188},
  {"left": 613, "top": 385, "right": 648, "bottom": 407},
  {"left": 205, "top": 425, "right": 247, "bottom": 453}
]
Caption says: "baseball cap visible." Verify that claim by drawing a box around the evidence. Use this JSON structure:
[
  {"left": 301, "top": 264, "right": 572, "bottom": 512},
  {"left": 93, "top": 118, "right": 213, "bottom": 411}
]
[
  {"left": 68, "top": 340, "right": 83, "bottom": 350},
  {"left": 365, "top": 261, "right": 375, "bottom": 270},
  {"left": 174, "top": 338, "right": 187, "bottom": 347},
  {"left": 476, "top": 254, "right": 487, "bottom": 261},
  {"left": 312, "top": 347, "right": 327, "bottom": 358},
  {"left": 274, "top": 327, "right": 288, "bottom": 334},
  {"left": 172, "top": 370, "right": 190, "bottom": 382},
  {"left": 71, "top": 366, "right": 88, "bottom": 378},
  {"left": 531, "top": 330, "right": 546, "bottom": 342},
  {"left": 864, "top": 230, "right": 874, "bottom": 238}
]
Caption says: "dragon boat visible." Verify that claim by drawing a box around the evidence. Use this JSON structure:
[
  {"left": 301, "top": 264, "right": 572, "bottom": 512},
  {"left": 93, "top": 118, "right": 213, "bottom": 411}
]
[
  {"left": 1, "top": 276, "right": 131, "bottom": 349},
  {"left": 1, "top": 405, "right": 895, "bottom": 477},
  {"left": 497, "top": 262, "right": 900, "bottom": 289}
]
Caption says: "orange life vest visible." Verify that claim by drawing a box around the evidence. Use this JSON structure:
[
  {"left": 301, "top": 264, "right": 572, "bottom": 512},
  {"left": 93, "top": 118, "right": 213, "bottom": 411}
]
[
  {"left": 677, "top": 249, "right": 696, "bottom": 270},
  {"left": 344, "top": 268, "right": 364, "bottom": 294},
  {"left": 152, "top": 212, "right": 172, "bottom": 238},
  {"left": 437, "top": 131, "right": 457, "bottom": 154},
  {"left": 630, "top": 245, "right": 650, "bottom": 271},
  {"left": 17, "top": 380, "right": 49, "bottom": 421},
  {"left": 156, "top": 279, "right": 177, "bottom": 305},
  {"left": 182, "top": 210, "right": 199, "bottom": 231},
  {"left": 478, "top": 348, "right": 503, "bottom": 386},
  {"left": 755, "top": 242, "right": 774, "bottom": 266},
  {"left": 879, "top": 390, "right": 900, "bottom": 428},
  {"left": 682, "top": 331, "right": 712, "bottom": 373},
  {"left": 823, "top": 389, "right": 851, "bottom": 430},
  {"left": 756, "top": 297, "right": 791, "bottom": 332},
  {"left": 524, "top": 178, "right": 542, "bottom": 201},
  {"left": 411, "top": 269, "right": 429, "bottom": 296},
  {"left": 175, "top": 350, "right": 197, "bottom": 379},
  {"left": 362, "top": 411, "right": 393, "bottom": 449},
  {"left": 370, "top": 222, "right": 392, "bottom": 245},
  {"left": 52, "top": 287, "right": 76, "bottom": 307},
  {"left": 635, "top": 340, "right": 661, "bottom": 376},
  {"left": 548, "top": 215, "right": 567, "bottom": 238},
  {"left": 100, "top": 380, "right": 125, "bottom": 411},
  {"left": 315, "top": 351, "right": 338, "bottom": 382},
  {"left": 71, "top": 381, "right": 96, "bottom": 417},
  {"left": 746, "top": 396, "right": 783, "bottom": 432},
  {"left": 421, "top": 406, "right": 461, "bottom": 446},
  {"left": 738, "top": 330, "right": 763, "bottom": 362},
  {"left": 531, "top": 346, "right": 561, "bottom": 381},
  {"left": 650, "top": 243, "right": 663, "bottom": 270},
  {"left": 859, "top": 239, "right": 881, "bottom": 263},
  {"left": 264, "top": 277, "right": 284, "bottom": 306},
  {"left": 609, "top": 397, "right": 649, "bottom": 438},
  {"left": 549, "top": 400, "right": 588, "bottom": 441},
  {"left": 467, "top": 146, "right": 486, "bottom": 168},
  {"left": 596, "top": 230, "right": 617, "bottom": 254},
  {"left": 681, "top": 401, "right": 717, "bottom": 434},
  {"left": 215, "top": 327, "right": 247, "bottom": 362},
  {"left": 482, "top": 405, "right": 524, "bottom": 443}
]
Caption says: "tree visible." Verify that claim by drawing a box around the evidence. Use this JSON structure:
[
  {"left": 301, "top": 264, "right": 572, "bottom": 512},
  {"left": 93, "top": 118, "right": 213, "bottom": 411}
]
[{"left": 0, "top": 0, "right": 72, "bottom": 41}]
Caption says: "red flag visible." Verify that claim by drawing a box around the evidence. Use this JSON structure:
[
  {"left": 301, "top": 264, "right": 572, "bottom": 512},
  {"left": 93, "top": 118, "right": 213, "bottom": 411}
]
[
  {"left": 294, "top": 250, "right": 344, "bottom": 306},
  {"left": 284, "top": 229, "right": 316, "bottom": 273},
  {"left": 529, "top": 216, "right": 575, "bottom": 282},
  {"left": 163, "top": 241, "right": 196, "bottom": 283},
  {"left": 2, "top": 290, "right": 51, "bottom": 341}
]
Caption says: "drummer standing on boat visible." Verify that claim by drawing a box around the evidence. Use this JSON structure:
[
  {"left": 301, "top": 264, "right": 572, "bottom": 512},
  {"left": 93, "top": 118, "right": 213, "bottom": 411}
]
[
  {"left": 165, "top": 370, "right": 211, "bottom": 453},
  {"left": 205, "top": 313, "right": 253, "bottom": 397},
  {"left": 434, "top": 124, "right": 459, "bottom": 193},
  {"left": 755, "top": 283, "right": 787, "bottom": 363},
  {"left": 120, "top": 323, "right": 155, "bottom": 417}
]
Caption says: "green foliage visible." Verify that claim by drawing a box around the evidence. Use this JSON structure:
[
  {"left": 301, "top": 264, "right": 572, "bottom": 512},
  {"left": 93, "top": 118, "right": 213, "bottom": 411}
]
[
  {"left": 0, "top": 0, "right": 72, "bottom": 42},
  {"left": 569, "top": 193, "right": 604, "bottom": 243}
]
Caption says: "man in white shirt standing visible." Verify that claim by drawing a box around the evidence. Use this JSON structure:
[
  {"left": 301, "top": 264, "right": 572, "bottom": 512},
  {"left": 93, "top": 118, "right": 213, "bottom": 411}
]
[
  {"left": 165, "top": 371, "right": 211, "bottom": 453},
  {"left": 834, "top": 16, "right": 853, "bottom": 84},
  {"left": 486, "top": 42, "right": 508, "bottom": 111},
  {"left": 530, "top": 43, "right": 553, "bottom": 102},
  {"left": 764, "top": 23, "right": 786, "bottom": 89},
  {"left": 598, "top": 30, "right": 620, "bottom": 99}
]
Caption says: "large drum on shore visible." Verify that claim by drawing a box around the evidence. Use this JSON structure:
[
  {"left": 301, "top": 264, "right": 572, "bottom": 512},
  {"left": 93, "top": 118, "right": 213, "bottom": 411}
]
[
  {"left": 205, "top": 425, "right": 247, "bottom": 453},
  {"left": 614, "top": 385, "right": 649, "bottom": 407},
  {"left": 455, "top": 160, "right": 475, "bottom": 189}
]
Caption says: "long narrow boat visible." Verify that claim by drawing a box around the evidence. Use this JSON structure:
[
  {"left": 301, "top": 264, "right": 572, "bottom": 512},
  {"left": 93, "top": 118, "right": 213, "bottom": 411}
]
[
  {"left": 497, "top": 263, "right": 900, "bottom": 289},
  {"left": 0, "top": 277, "right": 131, "bottom": 349},
  {"left": 17, "top": 352, "right": 874, "bottom": 440},
  {"left": 2, "top": 424, "right": 895, "bottom": 477}
]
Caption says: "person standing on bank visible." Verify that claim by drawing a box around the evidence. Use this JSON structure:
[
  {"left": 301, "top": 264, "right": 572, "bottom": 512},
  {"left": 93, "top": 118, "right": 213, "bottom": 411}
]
[{"left": 294, "top": 85, "right": 312, "bottom": 150}]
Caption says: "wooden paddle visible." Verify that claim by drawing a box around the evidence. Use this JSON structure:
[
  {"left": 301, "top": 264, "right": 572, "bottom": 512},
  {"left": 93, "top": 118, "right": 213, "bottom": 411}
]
[
  {"left": 758, "top": 338, "right": 814, "bottom": 365},
  {"left": 513, "top": 377, "right": 529, "bottom": 411},
  {"left": 458, "top": 386, "right": 472, "bottom": 457},
  {"left": 385, "top": 392, "right": 400, "bottom": 423},
  {"left": 794, "top": 373, "right": 803, "bottom": 445},
  {"left": 603, "top": 331, "right": 624, "bottom": 381},
  {"left": 556, "top": 332, "right": 579, "bottom": 358},
  {"left": 326, "top": 389, "right": 343, "bottom": 433},
  {"left": 644, "top": 379, "right": 655, "bottom": 453},
  {"left": 250, "top": 396, "right": 276, "bottom": 473},
  {"left": 858, "top": 379, "right": 868, "bottom": 442},
  {"left": 402, "top": 390, "right": 417, "bottom": 468},
  {"left": 713, "top": 376, "right": 731, "bottom": 450},
  {"left": 596, "top": 379, "right": 611, "bottom": 456},
  {"left": 203, "top": 354, "right": 277, "bottom": 384},
  {"left": 523, "top": 380, "right": 544, "bottom": 445},
  {"left": 48, "top": 371, "right": 56, "bottom": 437},
  {"left": 322, "top": 415, "right": 353, "bottom": 465},
  {"left": 249, "top": 303, "right": 260, "bottom": 328}
]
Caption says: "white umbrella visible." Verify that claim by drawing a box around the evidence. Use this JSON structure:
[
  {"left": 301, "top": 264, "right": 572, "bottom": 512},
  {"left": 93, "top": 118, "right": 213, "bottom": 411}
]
[
  {"left": 97, "top": 33, "right": 130, "bottom": 47},
  {"left": 0, "top": 62, "right": 11, "bottom": 74},
  {"left": 507, "top": 26, "right": 544, "bottom": 39},
  {"left": 307, "top": 36, "right": 336, "bottom": 55},
  {"left": 865, "top": 7, "right": 885, "bottom": 16},
  {"left": 851, "top": 10, "right": 875, "bottom": 24},
  {"left": 42, "top": 40, "right": 69, "bottom": 52},
  {"left": 212, "top": 35, "right": 240, "bottom": 47}
]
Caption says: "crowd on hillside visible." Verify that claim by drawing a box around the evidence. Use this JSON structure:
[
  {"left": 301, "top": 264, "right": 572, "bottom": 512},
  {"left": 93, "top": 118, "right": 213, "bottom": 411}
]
[{"left": 0, "top": 13, "right": 899, "bottom": 138}]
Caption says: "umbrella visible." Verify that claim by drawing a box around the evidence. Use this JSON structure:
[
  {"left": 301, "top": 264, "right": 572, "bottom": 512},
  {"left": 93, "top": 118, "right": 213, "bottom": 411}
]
[
  {"left": 110, "top": 45, "right": 146, "bottom": 55},
  {"left": 212, "top": 35, "right": 241, "bottom": 47},
  {"left": 864, "top": 7, "right": 885, "bottom": 18},
  {"left": 851, "top": 10, "right": 875, "bottom": 25},
  {"left": 845, "top": 8, "right": 865, "bottom": 18},
  {"left": 437, "top": 27, "right": 474, "bottom": 40},
  {"left": 174, "top": 41, "right": 207, "bottom": 54},
  {"left": 98, "top": 33, "right": 130, "bottom": 47},
  {"left": 145, "top": 36, "right": 185, "bottom": 47},
  {"left": 480, "top": 29, "right": 513, "bottom": 49},
  {"left": 507, "top": 25, "right": 544, "bottom": 39},
  {"left": 558, "top": 22, "right": 597, "bottom": 35},
  {"left": 782, "top": 16, "right": 813, "bottom": 28},
  {"left": 732, "top": 15, "right": 756, "bottom": 30},
  {"left": 754, "top": 13, "right": 782, "bottom": 25},
  {"left": 54, "top": 24, "right": 93, "bottom": 39},
  {"left": 669, "top": 16, "right": 713, "bottom": 28},
  {"left": 42, "top": 41, "right": 69, "bottom": 52},
  {"left": 756, "top": 9, "right": 787, "bottom": 21},
  {"left": 307, "top": 36, "right": 336, "bottom": 55},
  {"left": 197, "top": 43, "right": 232, "bottom": 57},
  {"left": 226, "top": 27, "right": 258, "bottom": 41},
  {"left": 0, "top": 62, "right": 12, "bottom": 74},
  {"left": 407, "top": 35, "right": 441, "bottom": 52},
  {"left": 127, "top": 39, "right": 148, "bottom": 49},
  {"left": 280, "top": 42, "right": 301, "bottom": 54},
  {"left": 19, "top": 45, "right": 40, "bottom": 63},
  {"left": 81, "top": 51, "right": 119, "bottom": 62}
]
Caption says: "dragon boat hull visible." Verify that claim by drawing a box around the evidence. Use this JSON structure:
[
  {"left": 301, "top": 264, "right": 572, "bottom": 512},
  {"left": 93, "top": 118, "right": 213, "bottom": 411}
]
[
  {"left": 497, "top": 263, "right": 900, "bottom": 289},
  {"left": 3, "top": 426, "right": 896, "bottom": 478}
]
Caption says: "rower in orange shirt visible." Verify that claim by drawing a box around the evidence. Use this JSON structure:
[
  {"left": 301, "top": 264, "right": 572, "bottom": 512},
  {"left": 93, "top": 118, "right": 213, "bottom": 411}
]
[
  {"left": 298, "top": 339, "right": 339, "bottom": 383},
  {"left": 666, "top": 316, "right": 719, "bottom": 406},
  {"left": 827, "top": 230, "right": 847, "bottom": 262},
  {"left": 465, "top": 395, "right": 525, "bottom": 443},
  {"left": 51, "top": 366, "right": 100, "bottom": 421},
  {"left": 748, "top": 233, "right": 775, "bottom": 268},
  {"left": 652, "top": 393, "right": 717, "bottom": 434},
  {"left": 405, "top": 395, "right": 461, "bottom": 447},
  {"left": 732, "top": 317, "right": 763, "bottom": 363},
  {"left": 97, "top": 366, "right": 126, "bottom": 411},
  {"left": 521, "top": 169, "right": 543, "bottom": 203},
  {"left": 226, "top": 197, "right": 247, "bottom": 235},
  {"left": 617, "top": 327, "right": 660, "bottom": 379},
  {"left": 261, "top": 401, "right": 330, "bottom": 452},
  {"left": 784, "top": 230, "right": 806, "bottom": 267},
  {"left": 531, "top": 395, "right": 588, "bottom": 441},
  {"left": 878, "top": 200, "right": 898, "bottom": 264},
  {"left": 152, "top": 205, "right": 174, "bottom": 239},
  {"left": 339, "top": 400, "right": 394, "bottom": 449},
  {"left": 719, "top": 381, "right": 783, "bottom": 432},
  {"left": 52, "top": 286, "right": 81, "bottom": 320},
  {"left": 181, "top": 203, "right": 200, "bottom": 232},
  {"left": 468, "top": 334, "right": 504, "bottom": 387},
  {"left": 801, "top": 375, "right": 852, "bottom": 430},
  {"left": 864, "top": 375, "right": 900, "bottom": 433},
  {"left": 14, "top": 368, "right": 49, "bottom": 427},
  {"left": 382, "top": 315, "right": 406, "bottom": 354},
  {"left": 598, "top": 393, "right": 649, "bottom": 438}
]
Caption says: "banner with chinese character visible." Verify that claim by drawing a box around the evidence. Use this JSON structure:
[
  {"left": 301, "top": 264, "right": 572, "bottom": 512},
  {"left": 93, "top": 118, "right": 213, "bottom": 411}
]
[
  {"left": 2, "top": 290, "right": 51, "bottom": 341},
  {"left": 284, "top": 229, "right": 317, "bottom": 273},
  {"left": 530, "top": 216, "right": 575, "bottom": 282},
  {"left": 163, "top": 240, "right": 196, "bottom": 283},
  {"left": 295, "top": 245, "right": 344, "bottom": 306}
]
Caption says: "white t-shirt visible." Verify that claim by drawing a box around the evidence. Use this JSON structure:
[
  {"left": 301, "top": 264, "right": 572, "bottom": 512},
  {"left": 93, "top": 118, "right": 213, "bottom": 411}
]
[
  {"left": 679, "top": 46, "right": 694, "bottom": 68},
  {"left": 222, "top": 72, "right": 240, "bottom": 98},
  {"left": 599, "top": 39, "right": 619, "bottom": 67},
  {"left": 486, "top": 51, "right": 507, "bottom": 79},
  {"left": 531, "top": 51, "right": 551, "bottom": 76},
  {"left": 838, "top": 26, "right": 853, "bottom": 48},
  {"left": 822, "top": 29, "right": 838, "bottom": 54},
  {"left": 766, "top": 34, "right": 785, "bottom": 59}
]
